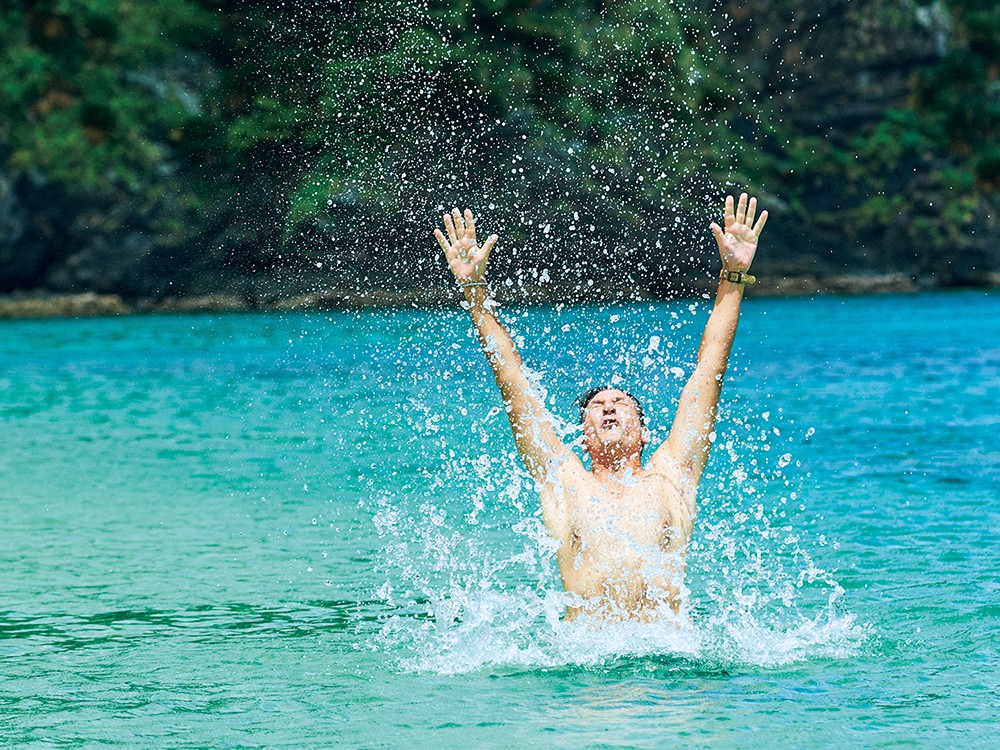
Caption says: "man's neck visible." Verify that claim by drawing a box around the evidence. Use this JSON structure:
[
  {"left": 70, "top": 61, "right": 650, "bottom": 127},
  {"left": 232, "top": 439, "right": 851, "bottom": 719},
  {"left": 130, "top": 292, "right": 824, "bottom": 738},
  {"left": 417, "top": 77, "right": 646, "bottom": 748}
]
[{"left": 589, "top": 452, "right": 643, "bottom": 478}]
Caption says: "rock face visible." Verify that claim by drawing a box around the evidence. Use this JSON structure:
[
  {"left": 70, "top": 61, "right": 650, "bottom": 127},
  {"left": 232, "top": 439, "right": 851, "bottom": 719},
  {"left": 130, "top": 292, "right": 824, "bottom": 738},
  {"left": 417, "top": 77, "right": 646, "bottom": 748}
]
[
  {"left": 0, "top": 166, "right": 283, "bottom": 304},
  {"left": 0, "top": 171, "right": 186, "bottom": 296},
  {"left": 0, "top": 1, "right": 996, "bottom": 314},
  {"left": 0, "top": 172, "right": 53, "bottom": 290},
  {"left": 722, "top": 0, "right": 999, "bottom": 286}
]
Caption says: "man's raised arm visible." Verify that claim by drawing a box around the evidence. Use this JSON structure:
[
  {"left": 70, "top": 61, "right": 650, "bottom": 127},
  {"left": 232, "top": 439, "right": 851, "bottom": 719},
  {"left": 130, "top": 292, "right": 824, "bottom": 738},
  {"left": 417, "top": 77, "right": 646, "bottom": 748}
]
[
  {"left": 434, "top": 208, "right": 578, "bottom": 487},
  {"left": 650, "top": 193, "right": 768, "bottom": 496}
]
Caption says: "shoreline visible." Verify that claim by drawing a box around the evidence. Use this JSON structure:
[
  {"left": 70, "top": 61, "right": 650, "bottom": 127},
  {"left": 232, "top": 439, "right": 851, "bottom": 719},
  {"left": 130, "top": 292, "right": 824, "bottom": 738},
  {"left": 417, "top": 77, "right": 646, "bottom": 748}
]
[{"left": 1, "top": 274, "right": 997, "bottom": 319}]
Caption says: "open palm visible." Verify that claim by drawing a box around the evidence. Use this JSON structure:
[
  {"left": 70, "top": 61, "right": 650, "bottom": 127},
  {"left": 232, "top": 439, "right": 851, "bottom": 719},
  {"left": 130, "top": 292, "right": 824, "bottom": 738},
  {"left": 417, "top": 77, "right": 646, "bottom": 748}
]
[
  {"left": 433, "top": 208, "right": 498, "bottom": 283},
  {"left": 710, "top": 193, "right": 768, "bottom": 272}
]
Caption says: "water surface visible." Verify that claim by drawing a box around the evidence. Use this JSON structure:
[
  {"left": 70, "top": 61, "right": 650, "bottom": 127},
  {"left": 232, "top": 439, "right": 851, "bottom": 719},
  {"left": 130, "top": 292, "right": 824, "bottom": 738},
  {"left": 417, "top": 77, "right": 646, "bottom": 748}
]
[{"left": 1, "top": 291, "right": 997, "bottom": 747}]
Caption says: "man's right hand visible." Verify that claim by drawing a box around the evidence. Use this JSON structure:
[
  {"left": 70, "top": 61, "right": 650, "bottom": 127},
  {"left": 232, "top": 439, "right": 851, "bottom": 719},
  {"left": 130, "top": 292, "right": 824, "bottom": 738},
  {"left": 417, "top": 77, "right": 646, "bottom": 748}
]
[{"left": 433, "top": 208, "right": 498, "bottom": 283}]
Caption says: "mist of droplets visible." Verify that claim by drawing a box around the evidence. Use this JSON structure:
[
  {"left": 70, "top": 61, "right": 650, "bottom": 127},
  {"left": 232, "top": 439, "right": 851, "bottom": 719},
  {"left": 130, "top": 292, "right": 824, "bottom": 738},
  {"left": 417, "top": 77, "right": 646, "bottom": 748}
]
[{"left": 236, "top": 0, "right": 832, "bottom": 299}]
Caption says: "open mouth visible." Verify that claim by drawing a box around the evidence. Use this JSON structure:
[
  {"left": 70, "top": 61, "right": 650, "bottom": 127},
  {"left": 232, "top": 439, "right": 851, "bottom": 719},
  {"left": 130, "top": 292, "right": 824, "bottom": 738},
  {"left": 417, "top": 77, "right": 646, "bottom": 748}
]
[{"left": 601, "top": 417, "right": 619, "bottom": 428}]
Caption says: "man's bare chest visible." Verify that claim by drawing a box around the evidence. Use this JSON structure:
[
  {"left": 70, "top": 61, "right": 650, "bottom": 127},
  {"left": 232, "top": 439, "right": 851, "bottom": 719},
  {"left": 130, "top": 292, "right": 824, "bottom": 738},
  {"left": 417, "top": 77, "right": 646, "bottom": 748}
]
[{"left": 562, "top": 472, "right": 689, "bottom": 549}]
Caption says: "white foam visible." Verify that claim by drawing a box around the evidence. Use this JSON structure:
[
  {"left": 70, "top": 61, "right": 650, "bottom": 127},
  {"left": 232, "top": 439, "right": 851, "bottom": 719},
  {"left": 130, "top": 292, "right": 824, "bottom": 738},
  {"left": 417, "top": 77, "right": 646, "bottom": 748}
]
[{"left": 374, "top": 582, "right": 867, "bottom": 674}]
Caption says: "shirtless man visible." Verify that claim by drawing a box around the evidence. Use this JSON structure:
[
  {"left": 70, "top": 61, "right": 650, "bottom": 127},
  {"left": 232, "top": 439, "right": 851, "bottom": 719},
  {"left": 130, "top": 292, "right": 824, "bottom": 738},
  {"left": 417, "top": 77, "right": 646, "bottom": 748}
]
[{"left": 433, "top": 194, "right": 767, "bottom": 622}]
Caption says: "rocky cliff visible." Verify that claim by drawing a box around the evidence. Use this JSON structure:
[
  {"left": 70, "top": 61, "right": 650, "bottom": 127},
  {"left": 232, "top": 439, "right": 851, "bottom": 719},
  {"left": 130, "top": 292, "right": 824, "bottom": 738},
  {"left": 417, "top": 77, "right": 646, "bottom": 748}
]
[{"left": 0, "top": 0, "right": 996, "bottom": 317}]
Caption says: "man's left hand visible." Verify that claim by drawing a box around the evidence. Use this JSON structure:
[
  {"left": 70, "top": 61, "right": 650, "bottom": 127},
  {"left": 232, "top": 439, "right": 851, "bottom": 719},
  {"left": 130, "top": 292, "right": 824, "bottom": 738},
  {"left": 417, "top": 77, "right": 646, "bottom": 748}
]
[{"left": 710, "top": 193, "right": 768, "bottom": 272}]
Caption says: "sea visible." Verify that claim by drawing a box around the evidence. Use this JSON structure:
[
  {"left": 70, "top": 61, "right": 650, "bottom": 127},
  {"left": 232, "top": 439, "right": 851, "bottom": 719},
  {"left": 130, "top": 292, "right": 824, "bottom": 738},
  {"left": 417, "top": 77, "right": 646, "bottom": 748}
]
[{"left": 1, "top": 290, "right": 997, "bottom": 747}]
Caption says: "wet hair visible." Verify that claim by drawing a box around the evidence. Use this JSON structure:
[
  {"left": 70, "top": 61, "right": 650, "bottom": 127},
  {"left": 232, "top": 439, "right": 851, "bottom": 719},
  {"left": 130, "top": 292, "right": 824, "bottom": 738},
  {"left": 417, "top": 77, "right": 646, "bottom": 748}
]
[{"left": 577, "top": 386, "right": 647, "bottom": 426}]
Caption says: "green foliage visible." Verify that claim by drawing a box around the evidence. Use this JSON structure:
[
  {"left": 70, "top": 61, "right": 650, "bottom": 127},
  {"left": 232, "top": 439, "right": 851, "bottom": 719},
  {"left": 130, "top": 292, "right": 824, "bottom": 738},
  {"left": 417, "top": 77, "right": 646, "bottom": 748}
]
[
  {"left": 961, "top": 0, "right": 1000, "bottom": 58},
  {"left": 1, "top": 0, "right": 998, "bottom": 259},
  {"left": 975, "top": 148, "right": 1000, "bottom": 185},
  {"left": 913, "top": 1, "right": 1000, "bottom": 169},
  {"left": 738, "top": 0, "right": 999, "bottom": 241},
  {"left": 852, "top": 110, "right": 939, "bottom": 168},
  {"left": 916, "top": 50, "right": 1000, "bottom": 151},
  {"left": 0, "top": 0, "right": 215, "bottom": 188},
  {"left": 256, "top": 0, "right": 741, "bottom": 233}
]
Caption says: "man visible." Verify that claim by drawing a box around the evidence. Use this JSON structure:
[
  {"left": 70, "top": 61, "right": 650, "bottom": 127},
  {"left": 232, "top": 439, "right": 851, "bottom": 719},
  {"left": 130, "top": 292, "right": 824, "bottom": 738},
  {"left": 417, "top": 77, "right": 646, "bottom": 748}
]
[{"left": 433, "top": 194, "right": 767, "bottom": 622}]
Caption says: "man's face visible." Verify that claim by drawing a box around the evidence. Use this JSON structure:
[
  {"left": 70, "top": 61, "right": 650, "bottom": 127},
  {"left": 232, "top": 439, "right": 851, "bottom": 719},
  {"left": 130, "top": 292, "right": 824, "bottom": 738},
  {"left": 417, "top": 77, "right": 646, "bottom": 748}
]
[{"left": 581, "top": 389, "right": 649, "bottom": 457}]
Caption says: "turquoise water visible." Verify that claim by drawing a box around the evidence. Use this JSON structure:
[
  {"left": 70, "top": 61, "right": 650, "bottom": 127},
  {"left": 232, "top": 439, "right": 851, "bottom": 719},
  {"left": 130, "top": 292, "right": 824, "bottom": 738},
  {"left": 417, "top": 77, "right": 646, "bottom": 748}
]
[{"left": 1, "top": 291, "right": 997, "bottom": 747}]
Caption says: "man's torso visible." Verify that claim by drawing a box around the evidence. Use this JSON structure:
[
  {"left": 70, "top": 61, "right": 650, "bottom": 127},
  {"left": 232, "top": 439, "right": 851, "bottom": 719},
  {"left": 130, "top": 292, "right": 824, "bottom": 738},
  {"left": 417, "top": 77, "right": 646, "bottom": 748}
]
[{"left": 540, "top": 461, "right": 694, "bottom": 620}]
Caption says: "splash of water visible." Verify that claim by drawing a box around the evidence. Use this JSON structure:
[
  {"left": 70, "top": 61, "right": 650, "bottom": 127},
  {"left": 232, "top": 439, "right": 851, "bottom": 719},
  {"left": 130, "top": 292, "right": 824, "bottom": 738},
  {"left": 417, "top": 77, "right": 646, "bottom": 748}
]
[
  {"left": 368, "top": 436, "right": 866, "bottom": 674},
  {"left": 362, "top": 305, "right": 867, "bottom": 674}
]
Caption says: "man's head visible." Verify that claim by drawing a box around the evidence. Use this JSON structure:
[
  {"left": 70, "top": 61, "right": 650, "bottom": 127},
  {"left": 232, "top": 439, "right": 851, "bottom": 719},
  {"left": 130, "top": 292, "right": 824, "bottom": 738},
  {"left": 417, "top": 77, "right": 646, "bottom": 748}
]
[{"left": 577, "top": 387, "right": 650, "bottom": 463}]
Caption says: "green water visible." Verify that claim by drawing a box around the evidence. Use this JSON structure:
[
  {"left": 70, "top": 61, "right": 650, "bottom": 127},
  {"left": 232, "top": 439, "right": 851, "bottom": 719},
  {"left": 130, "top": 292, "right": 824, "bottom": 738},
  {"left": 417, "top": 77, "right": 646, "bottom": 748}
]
[{"left": 1, "top": 291, "right": 997, "bottom": 747}]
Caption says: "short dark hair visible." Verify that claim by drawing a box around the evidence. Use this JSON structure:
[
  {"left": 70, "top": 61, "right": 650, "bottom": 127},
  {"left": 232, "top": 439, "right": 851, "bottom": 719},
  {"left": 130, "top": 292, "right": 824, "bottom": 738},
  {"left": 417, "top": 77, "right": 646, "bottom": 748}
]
[{"left": 577, "top": 386, "right": 646, "bottom": 426}]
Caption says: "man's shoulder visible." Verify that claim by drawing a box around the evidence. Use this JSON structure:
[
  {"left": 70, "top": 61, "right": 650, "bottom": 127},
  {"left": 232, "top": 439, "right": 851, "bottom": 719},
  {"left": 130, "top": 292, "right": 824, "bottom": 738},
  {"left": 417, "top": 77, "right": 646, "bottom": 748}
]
[
  {"left": 643, "top": 459, "right": 697, "bottom": 522},
  {"left": 549, "top": 454, "right": 588, "bottom": 487},
  {"left": 534, "top": 451, "right": 585, "bottom": 494}
]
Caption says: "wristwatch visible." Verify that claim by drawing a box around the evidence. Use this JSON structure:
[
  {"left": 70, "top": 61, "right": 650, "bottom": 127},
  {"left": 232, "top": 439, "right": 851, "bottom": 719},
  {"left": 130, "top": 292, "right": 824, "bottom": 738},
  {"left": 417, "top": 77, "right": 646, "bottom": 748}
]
[{"left": 720, "top": 269, "right": 756, "bottom": 285}]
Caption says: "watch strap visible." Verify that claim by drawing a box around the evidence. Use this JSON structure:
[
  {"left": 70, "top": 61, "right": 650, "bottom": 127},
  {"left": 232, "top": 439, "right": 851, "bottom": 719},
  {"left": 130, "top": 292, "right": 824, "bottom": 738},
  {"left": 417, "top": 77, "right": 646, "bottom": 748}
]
[{"left": 721, "top": 269, "right": 756, "bottom": 285}]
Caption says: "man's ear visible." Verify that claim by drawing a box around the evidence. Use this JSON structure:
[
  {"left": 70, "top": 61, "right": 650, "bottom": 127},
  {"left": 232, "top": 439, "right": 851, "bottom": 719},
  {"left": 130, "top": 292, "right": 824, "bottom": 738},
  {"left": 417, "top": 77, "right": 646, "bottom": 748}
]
[
  {"left": 641, "top": 426, "right": 651, "bottom": 445},
  {"left": 581, "top": 435, "right": 590, "bottom": 454}
]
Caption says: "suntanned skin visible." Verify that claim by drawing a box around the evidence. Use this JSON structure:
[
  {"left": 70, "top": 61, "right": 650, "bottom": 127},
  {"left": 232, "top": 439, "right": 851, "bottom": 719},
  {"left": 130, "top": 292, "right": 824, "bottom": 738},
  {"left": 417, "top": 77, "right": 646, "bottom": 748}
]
[{"left": 433, "top": 194, "right": 768, "bottom": 622}]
